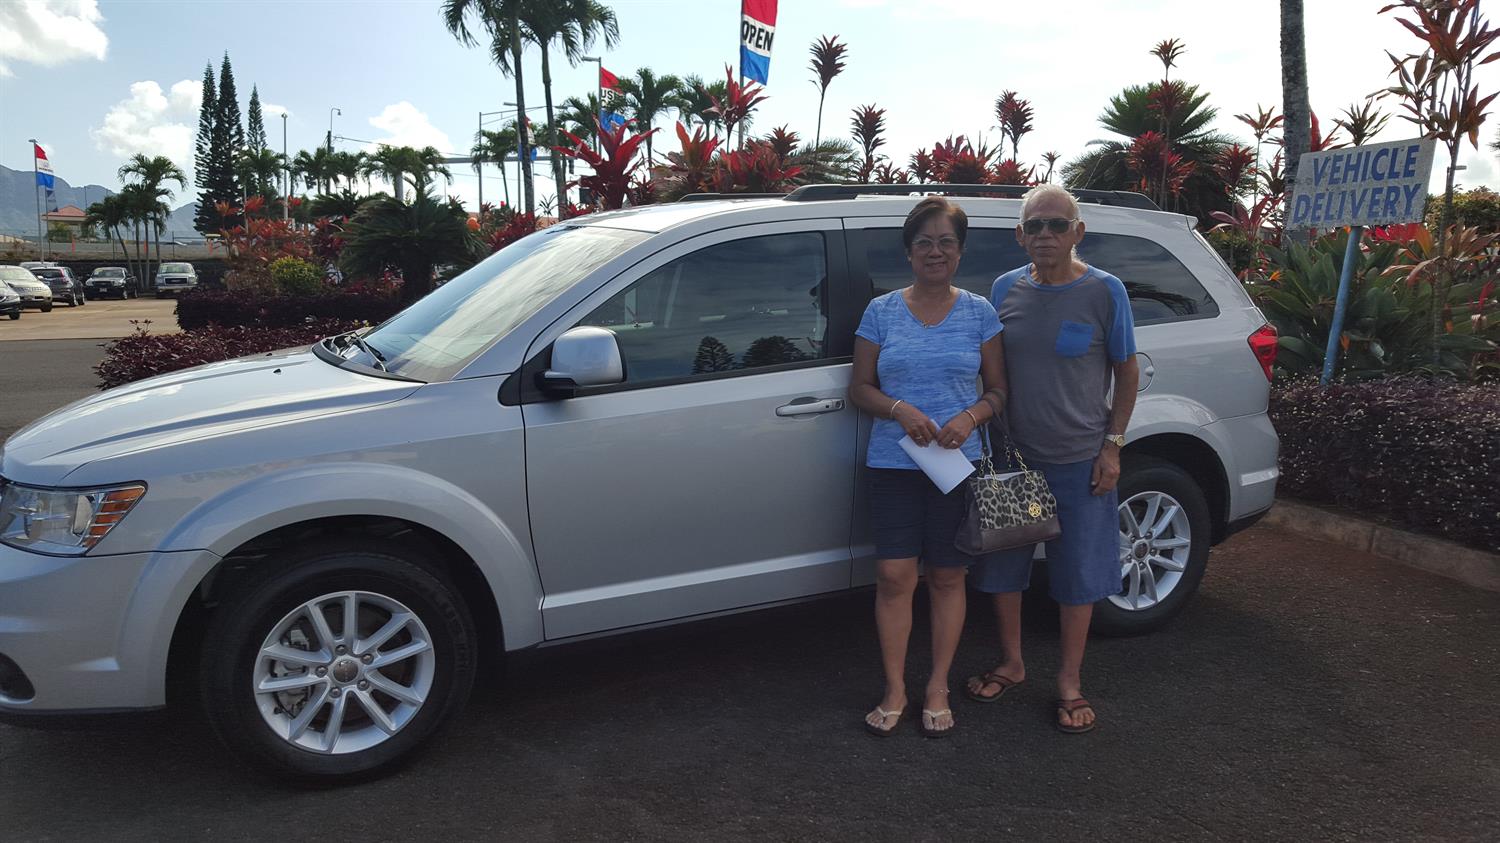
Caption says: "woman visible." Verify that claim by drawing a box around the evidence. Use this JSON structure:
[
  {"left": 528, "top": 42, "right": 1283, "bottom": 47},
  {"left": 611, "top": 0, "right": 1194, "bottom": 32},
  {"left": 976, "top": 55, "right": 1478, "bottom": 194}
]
[{"left": 851, "top": 196, "right": 1008, "bottom": 738}]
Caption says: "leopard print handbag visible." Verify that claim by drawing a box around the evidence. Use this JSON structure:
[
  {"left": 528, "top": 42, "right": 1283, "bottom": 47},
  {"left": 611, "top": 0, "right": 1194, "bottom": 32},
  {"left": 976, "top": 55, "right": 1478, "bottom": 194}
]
[{"left": 956, "top": 422, "right": 1062, "bottom": 555}]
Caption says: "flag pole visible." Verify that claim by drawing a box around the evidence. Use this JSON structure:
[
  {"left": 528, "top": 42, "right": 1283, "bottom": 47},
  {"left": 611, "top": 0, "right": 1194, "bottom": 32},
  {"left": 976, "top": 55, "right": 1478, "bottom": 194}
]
[{"left": 28, "top": 139, "right": 44, "bottom": 259}]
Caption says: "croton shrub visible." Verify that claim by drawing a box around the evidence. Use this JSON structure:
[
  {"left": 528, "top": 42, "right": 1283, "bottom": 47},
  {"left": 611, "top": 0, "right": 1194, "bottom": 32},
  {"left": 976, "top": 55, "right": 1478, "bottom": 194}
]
[
  {"left": 96, "top": 320, "right": 365, "bottom": 390},
  {"left": 176, "top": 288, "right": 403, "bottom": 331}
]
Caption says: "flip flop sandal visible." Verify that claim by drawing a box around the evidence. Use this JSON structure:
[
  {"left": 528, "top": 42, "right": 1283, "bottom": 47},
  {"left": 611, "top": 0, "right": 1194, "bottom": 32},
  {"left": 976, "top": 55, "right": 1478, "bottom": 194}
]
[
  {"left": 864, "top": 706, "right": 905, "bottom": 738},
  {"left": 965, "top": 671, "right": 1023, "bottom": 703},
  {"left": 920, "top": 708, "right": 955, "bottom": 738},
  {"left": 1054, "top": 697, "right": 1097, "bottom": 734}
]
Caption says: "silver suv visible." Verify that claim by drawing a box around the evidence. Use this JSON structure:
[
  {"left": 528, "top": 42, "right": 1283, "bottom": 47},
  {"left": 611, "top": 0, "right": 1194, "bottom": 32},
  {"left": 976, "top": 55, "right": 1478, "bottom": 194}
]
[{"left": 0, "top": 186, "right": 1278, "bottom": 782}]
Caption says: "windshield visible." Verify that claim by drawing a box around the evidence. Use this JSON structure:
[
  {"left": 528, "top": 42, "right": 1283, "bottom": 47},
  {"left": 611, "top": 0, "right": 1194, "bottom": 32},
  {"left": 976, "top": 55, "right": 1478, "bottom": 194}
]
[
  {"left": 0, "top": 267, "right": 37, "bottom": 282},
  {"left": 94, "top": 268, "right": 125, "bottom": 277},
  {"left": 361, "top": 224, "right": 644, "bottom": 381},
  {"left": 160, "top": 263, "right": 193, "bottom": 273}
]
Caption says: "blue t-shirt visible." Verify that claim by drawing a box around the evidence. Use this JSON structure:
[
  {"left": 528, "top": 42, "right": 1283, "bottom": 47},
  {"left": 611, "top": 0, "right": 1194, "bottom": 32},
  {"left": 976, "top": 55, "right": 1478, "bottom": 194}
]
[
  {"left": 856, "top": 289, "right": 1003, "bottom": 469},
  {"left": 990, "top": 264, "right": 1137, "bottom": 463}
]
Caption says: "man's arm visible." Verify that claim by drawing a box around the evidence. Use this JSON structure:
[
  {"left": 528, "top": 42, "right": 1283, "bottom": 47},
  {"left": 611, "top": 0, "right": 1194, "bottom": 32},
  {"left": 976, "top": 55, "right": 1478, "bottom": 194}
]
[{"left": 1092, "top": 356, "right": 1139, "bottom": 494}]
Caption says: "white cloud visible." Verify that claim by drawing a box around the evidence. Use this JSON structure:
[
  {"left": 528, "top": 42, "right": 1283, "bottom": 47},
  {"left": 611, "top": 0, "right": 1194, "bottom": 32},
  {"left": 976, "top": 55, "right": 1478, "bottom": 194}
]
[
  {"left": 367, "top": 102, "right": 457, "bottom": 155},
  {"left": 90, "top": 80, "right": 198, "bottom": 187},
  {"left": 0, "top": 0, "right": 108, "bottom": 76},
  {"left": 262, "top": 102, "right": 291, "bottom": 119}
]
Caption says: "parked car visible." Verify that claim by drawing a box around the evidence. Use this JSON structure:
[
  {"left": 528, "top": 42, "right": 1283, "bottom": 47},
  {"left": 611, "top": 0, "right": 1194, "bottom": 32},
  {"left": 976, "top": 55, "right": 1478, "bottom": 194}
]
[
  {"left": 30, "top": 266, "right": 86, "bottom": 307},
  {"left": 17, "top": 261, "right": 52, "bottom": 272},
  {"left": 0, "top": 266, "right": 53, "bottom": 311},
  {"left": 0, "top": 185, "right": 1279, "bottom": 783},
  {"left": 154, "top": 261, "right": 199, "bottom": 297},
  {"left": 0, "top": 281, "right": 21, "bottom": 320},
  {"left": 86, "top": 266, "right": 138, "bottom": 299}
]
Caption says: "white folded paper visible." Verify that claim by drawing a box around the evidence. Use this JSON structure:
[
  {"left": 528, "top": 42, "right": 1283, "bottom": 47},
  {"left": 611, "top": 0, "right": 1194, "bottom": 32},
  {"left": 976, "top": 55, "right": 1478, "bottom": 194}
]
[{"left": 897, "top": 435, "right": 976, "bottom": 494}]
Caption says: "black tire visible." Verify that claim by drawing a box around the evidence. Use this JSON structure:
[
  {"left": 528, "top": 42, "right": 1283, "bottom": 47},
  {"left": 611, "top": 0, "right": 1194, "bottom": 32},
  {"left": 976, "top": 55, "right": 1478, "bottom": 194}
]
[
  {"left": 200, "top": 543, "right": 477, "bottom": 784},
  {"left": 1091, "top": 455, "right": 1212, "bottom": 636},
  {"left": 40, "top": 302, "right": 52, "bottom": 313},
  {"left": 6, "top": 312, "right": 18, "bottom": 320}
]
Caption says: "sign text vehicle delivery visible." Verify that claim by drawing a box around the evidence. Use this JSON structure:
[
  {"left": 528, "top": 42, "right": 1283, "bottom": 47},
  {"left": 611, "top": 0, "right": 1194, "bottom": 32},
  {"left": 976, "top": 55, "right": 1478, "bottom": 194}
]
[{"left": 1288, "top": 138, "right": 1436, "bottom": 232}]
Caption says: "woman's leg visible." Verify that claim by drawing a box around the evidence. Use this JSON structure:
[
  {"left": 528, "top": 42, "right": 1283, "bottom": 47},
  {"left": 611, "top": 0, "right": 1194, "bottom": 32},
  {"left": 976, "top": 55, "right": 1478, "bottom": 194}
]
[
  {"left": 867, "top": 557, "right": 918, "bottom": 729},
  {"left": 924, "top": 565, "right": 967, "bottom": 731}
]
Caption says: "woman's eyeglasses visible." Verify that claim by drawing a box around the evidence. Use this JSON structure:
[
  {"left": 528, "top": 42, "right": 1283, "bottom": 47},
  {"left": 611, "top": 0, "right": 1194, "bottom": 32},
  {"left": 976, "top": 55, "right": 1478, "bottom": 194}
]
[
  {"left": 911, "top": 236, "right": 961, "bottom": 252},
  {"left": 1021, "top": 217, "right": 1077, "bottom": 236}
]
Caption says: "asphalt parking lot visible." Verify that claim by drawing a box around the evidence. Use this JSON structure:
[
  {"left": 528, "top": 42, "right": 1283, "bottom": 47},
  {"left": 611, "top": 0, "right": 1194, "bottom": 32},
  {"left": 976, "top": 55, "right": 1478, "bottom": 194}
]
[
  {"left": 0, "top": 336, "right": 1497, "bottom": 841},
  {"left": 0, "top": 295, "right": 178, "bottom": 342}
]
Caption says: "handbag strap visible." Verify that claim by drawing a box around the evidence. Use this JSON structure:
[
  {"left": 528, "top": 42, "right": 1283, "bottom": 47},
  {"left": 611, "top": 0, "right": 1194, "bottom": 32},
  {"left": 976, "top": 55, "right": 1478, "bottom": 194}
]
[{"left": 983, "top": 416, "right": 1033, "bottom": 474}]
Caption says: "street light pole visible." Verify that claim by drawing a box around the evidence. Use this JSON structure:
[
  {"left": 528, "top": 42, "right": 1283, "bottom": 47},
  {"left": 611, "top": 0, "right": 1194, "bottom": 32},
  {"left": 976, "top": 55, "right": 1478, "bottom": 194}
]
[
  {"left": 27, "top": 138, "right": 43, "bottom": 259},
  {"left": 582, "top": 56, "right": 602, "bottom": 157},
  {"left": 327, "top": 107, "right": 341, "bottom": 155},
  {"left": 281, "top": 112, "right": 289, "bottom": 221},
  {"left": 504, "top": 102, "right": 522, "bottom": 208}
]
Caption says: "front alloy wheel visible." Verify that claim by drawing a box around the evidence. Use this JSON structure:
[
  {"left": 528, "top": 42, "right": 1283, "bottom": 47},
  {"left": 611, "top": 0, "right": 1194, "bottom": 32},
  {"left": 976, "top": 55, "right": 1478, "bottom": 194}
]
[{"left": 201, "top": 545, "right": 477, "bottom": 783}]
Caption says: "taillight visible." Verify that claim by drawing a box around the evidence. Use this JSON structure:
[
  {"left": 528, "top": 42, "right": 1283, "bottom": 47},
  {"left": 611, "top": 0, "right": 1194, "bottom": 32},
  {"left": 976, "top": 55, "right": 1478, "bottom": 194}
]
[{"left": 1248, "top": 324, "right": 1278, "bottom": 382}]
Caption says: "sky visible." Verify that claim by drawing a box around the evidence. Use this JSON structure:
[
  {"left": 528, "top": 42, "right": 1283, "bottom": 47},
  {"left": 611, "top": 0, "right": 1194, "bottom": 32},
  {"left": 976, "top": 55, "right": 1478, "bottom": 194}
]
[{"left": 2, "top": 0, "right": 1498, "bottom": 231}]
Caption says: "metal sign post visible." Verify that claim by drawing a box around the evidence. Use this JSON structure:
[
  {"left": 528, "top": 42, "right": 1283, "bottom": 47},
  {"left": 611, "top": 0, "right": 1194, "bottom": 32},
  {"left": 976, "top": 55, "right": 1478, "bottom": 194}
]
[{"left": 1288, "top": 138, "right": 1437, "bottom": 385}]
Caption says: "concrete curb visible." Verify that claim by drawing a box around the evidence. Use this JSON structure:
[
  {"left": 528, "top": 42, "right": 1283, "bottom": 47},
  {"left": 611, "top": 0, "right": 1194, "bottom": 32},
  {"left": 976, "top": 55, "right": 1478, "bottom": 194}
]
[{"left": 1261, "top": 500, "right": 1500, "bottom": 593}]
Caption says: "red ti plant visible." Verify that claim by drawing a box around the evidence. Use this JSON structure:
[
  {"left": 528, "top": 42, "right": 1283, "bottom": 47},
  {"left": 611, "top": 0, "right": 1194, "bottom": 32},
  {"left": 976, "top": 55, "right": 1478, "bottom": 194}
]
[
  {"left": 850, "top": 104, "right": 887, "bottom": 182},
  {"left": 994, "top": 90, "right": 1034, "bottom": 159},
  {"left": 706, "top": 65, "right": 769, "bottom": 148},
  {"left": 486, "top": 213, "right": 539, "bottom": 253},
  {"left": 909, "top": 149, "right": 936, "bottom": 182},
  {"left": 656, "top": 121, "right": 723, "bottom": 198},
  {"left": 1126, "top": 130, "right": 1194, "bottom": 200},
  {"left": 930, "top": 135, "right": 996, "bottom": 184},
  {"left": 1040, "top": 151, "right": 1061, "bottom": 183},
  {"left": 764, "top": 125, "right": 800, "bottom": 164},
  {"left": 1213, "top": 145, "right": 1257, "bottom": 199},
  {"left": 990, "top": 159, "right": 1036, "bottom": 186},
  {"left": 872, "top": 162, "right": 909, "bottom": 184},
  {"left": 1306, "top": 111, "right": 1344, "bottom": 151},
  {"left": 711, "top": 141, "right": 804, "bottom": 194},
  {"left": 554, "top": 118, "right": 657, "bottom": 210},
  {"left": 808, "top": 35, "right": 848, "bottom": 147}
]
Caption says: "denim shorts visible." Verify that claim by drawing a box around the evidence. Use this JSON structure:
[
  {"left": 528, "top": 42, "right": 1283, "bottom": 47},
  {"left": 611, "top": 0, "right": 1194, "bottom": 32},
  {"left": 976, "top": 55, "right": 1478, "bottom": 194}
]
[
  {"left": 867, "top": 467, "right": 982, "bottom": 568},
  {"left": 968, "top": 458, "right": 1122, "bottom": 605}
]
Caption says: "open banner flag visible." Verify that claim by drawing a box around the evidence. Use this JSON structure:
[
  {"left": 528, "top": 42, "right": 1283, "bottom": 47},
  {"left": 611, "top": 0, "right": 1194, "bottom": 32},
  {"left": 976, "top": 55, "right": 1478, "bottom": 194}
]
[
  {"left": 34, "top": 143, "right": 56, "bottom": 207},
  {"left": 600, "top": 66, "right": 621, "bottom": 92},
  {"left": 739, "top": 0, "right": 777, "bottom": 85}
]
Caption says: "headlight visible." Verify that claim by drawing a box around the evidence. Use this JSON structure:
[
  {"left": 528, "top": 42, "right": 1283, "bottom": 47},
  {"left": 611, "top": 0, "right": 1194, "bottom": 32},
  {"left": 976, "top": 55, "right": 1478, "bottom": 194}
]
[{"left": 0, "top": 480, "right": 146, "bottom": 555}]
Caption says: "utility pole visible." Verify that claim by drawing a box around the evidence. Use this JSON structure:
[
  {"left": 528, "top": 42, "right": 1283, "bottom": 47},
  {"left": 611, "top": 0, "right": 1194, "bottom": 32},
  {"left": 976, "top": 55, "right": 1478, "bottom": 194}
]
[
  {"left": 281, "top": 112, "right": 289, "bottom": 221},
  {"left": 582, "top": 56, "right": 603, "bottom": 156}
]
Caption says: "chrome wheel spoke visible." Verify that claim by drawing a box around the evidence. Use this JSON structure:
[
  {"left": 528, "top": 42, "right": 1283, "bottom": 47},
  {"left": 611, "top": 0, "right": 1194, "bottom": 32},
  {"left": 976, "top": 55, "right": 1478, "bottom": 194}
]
[
  {"left": 340, "top": 592, "right": 359, "bottom": 644},
  {"left": 261, "top": 643, "right": 328, "bottom": 669},
  {"left": 1119, "top": 505, "right": 1143, "bottom": 537},
  {"left": 258, "top": 672, "right": 325, "bottom": 693},
  {"left": 357, "top": 612, "right": 413, "bottom": 657},
  {"left": 353, "top": 689, "right": 399, "bottom": 734},
  {"left": 371, "top": 638, "right": 432, "bottom": 670},
  {"left": 287, "top": 685, "right": 331, "bottom": 741},
  {"left": 1150, "top": 553, "right": 1187, "bottom": 573},
  {"left": 321, "top": 692, "right": 349, "bottom": 753},
  {"left": 1152, "top": 536, "right": 1190, "bottom": 550},
  {"left": 1151, "top": 504, "right": 1181, "bottom": 538},
  {"left": 306, "top": 601, "right": 339, "bottom": 651},
  {"left": 367, "top": 670, "right": 424, "bottom": 707},
  {"left": 1125, "top": 564, "right": 1143, "bottom": 608},
  {"left": 1141, "top": 496, "right": 1161, "bottom": 536},
  {"left": 1141, "top": 562, "right": 1161, "bottom": 603}
]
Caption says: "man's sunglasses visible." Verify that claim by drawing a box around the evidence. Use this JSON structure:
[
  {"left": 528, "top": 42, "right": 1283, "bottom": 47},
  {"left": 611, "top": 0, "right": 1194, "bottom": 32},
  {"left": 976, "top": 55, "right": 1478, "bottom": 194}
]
[{"left": 1021, "top": 217, "right": 1077, "bottom": 235}]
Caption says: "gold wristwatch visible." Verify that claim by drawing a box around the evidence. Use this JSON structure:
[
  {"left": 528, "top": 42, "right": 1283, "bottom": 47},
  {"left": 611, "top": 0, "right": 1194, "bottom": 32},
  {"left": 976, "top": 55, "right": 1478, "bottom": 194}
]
[{"left": 1104, "top": 433, "right": 1125, "bottom": 448}]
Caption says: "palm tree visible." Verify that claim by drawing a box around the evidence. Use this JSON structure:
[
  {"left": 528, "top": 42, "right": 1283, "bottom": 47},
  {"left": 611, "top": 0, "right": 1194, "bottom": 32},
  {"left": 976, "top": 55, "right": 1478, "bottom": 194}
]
[
  {"left": 292, "top": 148, "right": 335, "bottom": 195},
  {"left": 676, "top": 76, "right": 724, "bottom": 139},
  {"left": 473, "top": 125, "right": 519, "bottom": 207},
  {"left": 362, "top": 146, "right": 452, "bottom": 200},
  {"left": 444, "top": 0, "right": 535, "bottom": 214},
  {"left": 340, "top": 187, "right": 483, "bottom": 302},
  {"left": 808, "top": 35, "right": 848, "bottom": 147},
  {"left": 118, "top": 154, "right": 187, "bottom": 283},
  {"left": 1280, "top": 0, "right": 1309, "bottom": 247},
  {"left": 521, "top": 0, "right": 619, "bottom": 216},
  {"left": 617, "top": 67, "right": 687, "bottom": 164},
  {"left": 1061, "top": 82, "right": 1238, "bottom": 220},
  {"left": 85, "top": 194, "right": 132, "bottom": 264},
  {"left": 235, "top": 147, "right": 285, "bottom": 203},
  {"left": 309, "top": 189, "right": 366, "bottom": 219}
]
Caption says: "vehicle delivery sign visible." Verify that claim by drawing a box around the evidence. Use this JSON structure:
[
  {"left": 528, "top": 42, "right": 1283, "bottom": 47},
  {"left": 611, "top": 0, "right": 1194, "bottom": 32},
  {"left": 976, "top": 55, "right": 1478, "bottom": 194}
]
[{"left": 1288, "top": 138, "right": 1436, "bottom": 232}]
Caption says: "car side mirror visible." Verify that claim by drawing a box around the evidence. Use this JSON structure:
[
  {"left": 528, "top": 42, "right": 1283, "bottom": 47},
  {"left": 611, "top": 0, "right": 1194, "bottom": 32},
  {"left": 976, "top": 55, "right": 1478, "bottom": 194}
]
[{"left": 538, "top": 326, "right": 624, "bottom": 396}]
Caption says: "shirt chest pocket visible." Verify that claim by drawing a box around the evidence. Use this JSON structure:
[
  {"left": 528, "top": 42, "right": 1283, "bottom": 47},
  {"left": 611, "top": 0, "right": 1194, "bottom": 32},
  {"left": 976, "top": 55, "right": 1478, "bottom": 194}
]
[{"left": 1054, "top": 321, "right": 1095, "bottom": 357}]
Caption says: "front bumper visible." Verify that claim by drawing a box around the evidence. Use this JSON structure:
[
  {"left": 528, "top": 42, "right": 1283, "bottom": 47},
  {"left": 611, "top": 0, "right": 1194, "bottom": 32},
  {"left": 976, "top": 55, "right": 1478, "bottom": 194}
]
[
  {"left": 17, "top": 294, "right": 50, "bottom": 309},
  {"left": 0, "top": 542, "right": 221, "bottom": 713}
]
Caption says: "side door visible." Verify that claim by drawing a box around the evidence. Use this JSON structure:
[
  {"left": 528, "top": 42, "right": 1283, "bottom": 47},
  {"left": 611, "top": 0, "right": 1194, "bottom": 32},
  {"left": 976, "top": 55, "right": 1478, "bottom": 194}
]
[{"left": 520, "top": 220, "right": 861, "bottom": 639}]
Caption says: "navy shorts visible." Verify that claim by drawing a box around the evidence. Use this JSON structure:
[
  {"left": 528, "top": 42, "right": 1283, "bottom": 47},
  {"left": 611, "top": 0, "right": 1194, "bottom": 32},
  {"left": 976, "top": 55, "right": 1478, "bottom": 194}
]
[
  {"left": 968, "top": 458, "right": 1122, "bottom": 605},
  {"left": 867, "top": 467, "right": 982, "bottom": 567}
]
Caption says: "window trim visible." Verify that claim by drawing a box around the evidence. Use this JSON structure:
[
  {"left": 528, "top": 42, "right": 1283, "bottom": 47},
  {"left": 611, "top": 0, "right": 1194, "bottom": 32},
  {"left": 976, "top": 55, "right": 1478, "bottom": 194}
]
[{"left": 504, "top": 220, "right": 852, "bottom": 406}]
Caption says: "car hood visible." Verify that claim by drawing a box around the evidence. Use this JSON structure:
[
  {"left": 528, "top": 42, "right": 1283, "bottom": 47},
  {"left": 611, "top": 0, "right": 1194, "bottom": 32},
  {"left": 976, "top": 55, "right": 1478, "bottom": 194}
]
[
  {"left": 1, "top": 348, "right": 420, "bottom": 486},
  {"left": 8, "top": 281, "right": 49, "bottom": 293}
]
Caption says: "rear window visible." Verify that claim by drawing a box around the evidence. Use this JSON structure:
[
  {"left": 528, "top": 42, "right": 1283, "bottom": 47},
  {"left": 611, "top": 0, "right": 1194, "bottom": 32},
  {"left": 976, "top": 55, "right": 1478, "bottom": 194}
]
[
  {"left": 851, "top": 225, "right": 1217, "bottom": 324},
  {"left": 32, "top": 269, "right": 63, "bottom": 279}
]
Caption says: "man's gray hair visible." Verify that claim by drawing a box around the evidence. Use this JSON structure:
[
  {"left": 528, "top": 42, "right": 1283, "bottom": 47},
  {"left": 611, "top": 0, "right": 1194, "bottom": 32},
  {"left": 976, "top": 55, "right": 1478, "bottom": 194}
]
[{"left": 1020, "top": 184, "right": 1081, "bottom": 221}]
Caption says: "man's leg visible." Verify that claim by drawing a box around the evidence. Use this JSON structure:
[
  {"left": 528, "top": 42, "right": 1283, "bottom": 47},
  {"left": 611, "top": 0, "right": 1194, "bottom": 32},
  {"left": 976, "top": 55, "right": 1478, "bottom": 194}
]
[{"left": 965, "top": 545, "right": 1034, "bottom": 700}]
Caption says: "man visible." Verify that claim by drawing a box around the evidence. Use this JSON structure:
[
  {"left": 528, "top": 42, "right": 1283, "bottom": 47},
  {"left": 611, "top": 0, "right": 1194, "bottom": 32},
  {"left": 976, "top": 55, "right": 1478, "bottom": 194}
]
[{"left": 966, "top": 184, "right": 1139, "bottom": 733}]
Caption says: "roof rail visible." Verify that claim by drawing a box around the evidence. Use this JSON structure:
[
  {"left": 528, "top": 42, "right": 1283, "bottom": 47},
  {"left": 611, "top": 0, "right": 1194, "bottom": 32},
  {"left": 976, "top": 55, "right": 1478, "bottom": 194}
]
[
  {"left": 677, "top": 192, "right": 789, "bottom": 202},
  {"left": 781, "top": 183, "right": 1161, "bottom": 211}
]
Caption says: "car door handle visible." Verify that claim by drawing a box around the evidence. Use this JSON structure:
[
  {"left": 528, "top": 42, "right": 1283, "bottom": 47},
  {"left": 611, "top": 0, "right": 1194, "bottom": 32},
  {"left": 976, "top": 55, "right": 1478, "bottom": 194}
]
[{"left": 776, "top": 398, "right": 845, "bottom": 417}]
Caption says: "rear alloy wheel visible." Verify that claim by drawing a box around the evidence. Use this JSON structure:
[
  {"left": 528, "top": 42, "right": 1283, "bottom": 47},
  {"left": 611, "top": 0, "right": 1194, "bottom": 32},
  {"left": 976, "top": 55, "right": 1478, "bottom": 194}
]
[
  {"left": 1092, "top": 456, "right": 1212, "bottom": 636},
  {"left": 40, "top": 302, "right": 52, "bottom": 313},
  {"left": 201, "top": 545, "right": 477, "bottom": 783}
]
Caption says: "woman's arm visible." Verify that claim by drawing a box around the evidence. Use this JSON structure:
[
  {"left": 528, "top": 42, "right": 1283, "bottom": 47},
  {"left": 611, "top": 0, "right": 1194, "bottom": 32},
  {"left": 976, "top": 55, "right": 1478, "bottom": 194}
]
[
  {"left": 935, "top": 335, "right": 1007, "bottom": 448},
  {"left": 852, "top": 337, "right": 940, "bottom": 446}
]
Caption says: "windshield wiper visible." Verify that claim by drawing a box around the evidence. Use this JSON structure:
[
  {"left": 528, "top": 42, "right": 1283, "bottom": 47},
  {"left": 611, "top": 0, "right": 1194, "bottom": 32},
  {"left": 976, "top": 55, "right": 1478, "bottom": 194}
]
[{"left": 330, "top": 331, "right": 389, "bottom": 371}]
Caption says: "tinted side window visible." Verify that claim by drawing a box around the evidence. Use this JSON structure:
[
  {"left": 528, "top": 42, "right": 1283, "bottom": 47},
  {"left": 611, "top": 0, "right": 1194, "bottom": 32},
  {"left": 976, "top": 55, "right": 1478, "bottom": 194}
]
[
  {"left": 581, "top": 232, "right": 830, "bottom": 384},
  {"left": 855, "top": 226, "right": 1217, "bottom": 324}
]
